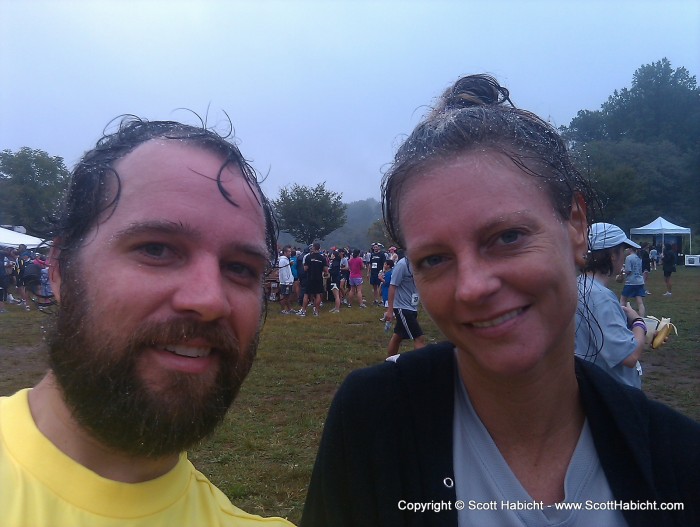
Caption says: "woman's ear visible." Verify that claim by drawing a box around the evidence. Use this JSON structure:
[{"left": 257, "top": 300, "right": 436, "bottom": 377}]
[
  {"left": 48, "top": 243, "right": 62, "bottom": 303},
  {"left": 568, "top": 193, "right": 588, "bottom": 268}
]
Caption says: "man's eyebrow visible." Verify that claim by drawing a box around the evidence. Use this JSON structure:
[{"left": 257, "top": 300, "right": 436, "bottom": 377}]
[
  {"left": 113, "top": 220, "right": 200, "bottom": 241},
  {"left": 112, "top": 220, "right": 269, "bottom": 261},
  {"left": 230, "top": 242, "right": 270, "bottom": 263}
]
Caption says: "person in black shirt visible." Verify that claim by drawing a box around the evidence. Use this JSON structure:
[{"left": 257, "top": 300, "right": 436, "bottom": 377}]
[
  {"left": 328, "top": 250, "right": 343, "bottom": 313},
  {"left": 662, "top": 243, "right": 676, "bottom": 296},
  {"left": 640, "top": 243, "right": 651, "bottom": 295},
  {"left": 298, "top": 243, "right": 328, "bottom": 317},
  {"left": 368, "top": 244, "right": 387, "bottom": 306}
]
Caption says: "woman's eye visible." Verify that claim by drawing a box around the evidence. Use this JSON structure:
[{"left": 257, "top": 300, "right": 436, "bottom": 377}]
[{"left": 421, "top": 255, "right": 445, "bottom": 268}]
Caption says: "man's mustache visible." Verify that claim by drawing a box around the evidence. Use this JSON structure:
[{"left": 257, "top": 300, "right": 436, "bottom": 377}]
[{"left": 126, "top": 318, "right": 241, "bottom": 356}]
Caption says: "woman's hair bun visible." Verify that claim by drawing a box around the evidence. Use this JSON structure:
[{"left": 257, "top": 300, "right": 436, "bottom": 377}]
[{"left": 437, "top": 74, "right": 512, "bottom": 113}]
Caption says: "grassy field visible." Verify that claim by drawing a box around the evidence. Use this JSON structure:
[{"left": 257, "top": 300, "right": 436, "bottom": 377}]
[{"left": 0, "top": 266, "right": 697, "bottom": 524}]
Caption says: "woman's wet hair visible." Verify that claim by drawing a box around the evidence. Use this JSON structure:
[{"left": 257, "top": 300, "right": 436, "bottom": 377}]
[
  {"left": 583, "top": 245, "right": 624, "bottom": 277},
  {"left": 381, "top": 74, "right": 600, "bottom": 247},
  {"left": 53, "top": 115, "right": 278, "bottom": 276}
]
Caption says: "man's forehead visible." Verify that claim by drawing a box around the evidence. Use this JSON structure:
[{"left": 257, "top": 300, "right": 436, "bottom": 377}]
[
  {"left": 113, "top": 139, "right": 261, "bottom": 205},
  {"left": 97, "top": 139, "right": 266, "bottom": 242},
  {"left": 115, "top": 138, "right": 225, "bottom": 175}
]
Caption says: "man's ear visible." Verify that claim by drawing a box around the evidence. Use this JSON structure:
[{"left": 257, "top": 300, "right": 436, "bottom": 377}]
[
  {"left": 568, "top": 193, "right": 589, "bottom": 268},
  {"left": 48, "top": 243, "right": 62, "bottom": 303}
]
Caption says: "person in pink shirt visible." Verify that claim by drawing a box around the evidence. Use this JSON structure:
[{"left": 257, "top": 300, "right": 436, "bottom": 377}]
[{"left": 347, "top": 249, "right": 366, "bottom": 308}]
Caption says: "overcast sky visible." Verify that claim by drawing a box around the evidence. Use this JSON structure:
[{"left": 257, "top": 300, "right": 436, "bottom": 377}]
[{"left": 1, "top": 0, "right": 698, "bottom": 203}]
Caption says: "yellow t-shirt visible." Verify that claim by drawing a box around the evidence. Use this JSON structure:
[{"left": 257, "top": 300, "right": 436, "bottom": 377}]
[{"left": 0, "top": 389, "right": 295, "bottom": 527}]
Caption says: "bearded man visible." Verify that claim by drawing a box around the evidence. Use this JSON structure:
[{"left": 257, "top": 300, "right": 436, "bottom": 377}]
[{"left": 0, "top": 117, "right": 294, "bottom": 527}]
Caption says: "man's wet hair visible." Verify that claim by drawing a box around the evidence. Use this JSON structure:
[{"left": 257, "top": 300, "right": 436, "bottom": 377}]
[{"left": 52, "top": 115, "right": 278, "bottom": 278}]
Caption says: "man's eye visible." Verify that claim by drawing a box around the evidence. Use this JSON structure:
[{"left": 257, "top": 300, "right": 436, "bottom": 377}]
[
  {"left": 139, "top": 244, "right": 169, "bottom": 258},
  {"left": 225, "top": 262, "right": 258, "bottom": 278},
  {"left": 499, "top": 231, "right": 522, "bottom": 245}
]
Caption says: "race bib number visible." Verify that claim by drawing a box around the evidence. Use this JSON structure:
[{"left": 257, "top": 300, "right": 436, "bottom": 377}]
[
  {"left": 411, "top": 293, "right": 419, "bottom": 306},
  {"left": 372, "top": 262, "right": 378, "bottom": 268}
]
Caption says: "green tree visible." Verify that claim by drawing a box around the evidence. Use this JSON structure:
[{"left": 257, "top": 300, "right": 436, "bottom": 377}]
[
  {"left": 0, "top": 148, "right": 71, "bottom": 235},
  {"left": 561, "top": 109, "right": 607, "bottom": 144},
  {"left": 273, "top": 182, "right": 347, "bottom": 246},
  {"left": 604, "top": 59, "right": 699, "bottom": 150},
  {"left": 564, "top": 58, "right": 700, "bottom": 151},
  {"left": 563, "top": 59, "right": 700, "bottom": 234}
]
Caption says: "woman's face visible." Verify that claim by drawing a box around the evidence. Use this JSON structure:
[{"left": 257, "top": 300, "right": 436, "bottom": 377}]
[
  {"left": 611, "top": 246, "right": 625, "bottom": 271},
  {"left": 401, "top": 151, "right": 587, "bottom": 378}
]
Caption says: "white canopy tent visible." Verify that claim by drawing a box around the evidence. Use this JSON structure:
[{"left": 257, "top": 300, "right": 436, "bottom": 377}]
[
  {"left": 630, "top": 216, "right": 692, "bottom": 254},
  {"left": 0, "top": 227, "right": 45, "bottom": 249}
]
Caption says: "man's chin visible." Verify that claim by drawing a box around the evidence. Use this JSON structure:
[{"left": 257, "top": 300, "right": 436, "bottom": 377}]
[
  {"left": 52, "top": 347, "right": 245, "bottom": 458},
  {"left": 82, "top": 382, "right": 237, "bottom": 458}
]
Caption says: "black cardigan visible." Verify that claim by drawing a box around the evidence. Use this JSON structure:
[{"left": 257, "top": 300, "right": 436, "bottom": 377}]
[{"left": 301, "top": 342, "right": 699, "bottom": 527}]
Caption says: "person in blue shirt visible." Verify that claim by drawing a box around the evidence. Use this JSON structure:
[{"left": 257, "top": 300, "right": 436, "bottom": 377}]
[
  {"left": 289, "top": 249, "right": 299, "bottom": 304},
  {"left": 575, "top": 223, "right": 646, "bottom": 389},
  {"left": 620, "top": 245, "right": 646, "bottom": 317},
  {"left": 379, "top": 259, "right": 394, "bottom": 309}
]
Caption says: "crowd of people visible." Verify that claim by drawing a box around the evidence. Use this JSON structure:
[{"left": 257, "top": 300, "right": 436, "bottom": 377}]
[
  {"left": 272, "top": 242, "right": 426, "bottom": 357},
  {"left": 0, "top": 244, "right": 53, "bottom": 313},
  {"left": 274, "top": 242, "right": 397, "bottom": 314}
]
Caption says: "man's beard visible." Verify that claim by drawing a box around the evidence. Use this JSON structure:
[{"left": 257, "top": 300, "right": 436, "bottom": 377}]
[{"left": 47, "top": 267, "right": 259, "bottom": 459}]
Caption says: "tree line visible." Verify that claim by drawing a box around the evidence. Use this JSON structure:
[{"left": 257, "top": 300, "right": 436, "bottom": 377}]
[
  {"left": 561, "top": 58, "right": 699, "bottom": 244},
  {"left": 2, "top": 58, "right": 698, "bottom": 249},
  {"left": 0, "top": 148, "right": 70, "bottom": 236}
]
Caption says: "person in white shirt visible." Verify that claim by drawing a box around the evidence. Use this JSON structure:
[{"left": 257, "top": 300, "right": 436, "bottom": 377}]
[{"left": 278, "top": 245, "right": 295, "bottom": 314}]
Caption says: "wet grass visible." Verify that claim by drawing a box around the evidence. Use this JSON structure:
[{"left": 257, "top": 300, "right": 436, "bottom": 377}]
[
  {"left": 1, "top": 269, "right": 697, "bottom": 523},
  {"left": 608, "top": 266, "right": 700, "bottom": 418}
]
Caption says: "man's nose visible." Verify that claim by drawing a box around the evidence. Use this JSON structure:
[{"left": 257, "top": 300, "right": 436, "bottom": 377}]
[{"left": 170, "top": 256, "right": 231, "bottom": 321}]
